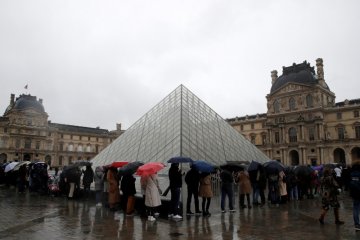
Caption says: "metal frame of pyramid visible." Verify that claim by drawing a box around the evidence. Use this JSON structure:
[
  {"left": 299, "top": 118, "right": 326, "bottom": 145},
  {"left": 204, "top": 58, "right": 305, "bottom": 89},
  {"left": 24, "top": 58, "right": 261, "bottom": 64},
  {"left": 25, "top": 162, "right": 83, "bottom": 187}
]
[{"left": 91, "top": 85, "right": 269, "bottom": 168}]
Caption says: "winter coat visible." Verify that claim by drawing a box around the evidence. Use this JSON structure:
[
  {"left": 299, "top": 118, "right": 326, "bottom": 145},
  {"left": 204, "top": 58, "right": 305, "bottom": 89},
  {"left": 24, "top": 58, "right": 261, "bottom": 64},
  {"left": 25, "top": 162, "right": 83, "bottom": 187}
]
[
  {"left": 220, "top": 170, "right": 234, "bottom": 186},
  {"left": 185, "top": 168, "right": 200, "bottom": 190},
  {"left": 82, "top": 167, "right": 94, "bottom": 186},
  {"left": 144, "top": 174, "right": 162, "bottom": 207},
  {"left": 169, "top": 164, "right": 182, "bottom": 189},
  {"left": 278, "top": 171, "right": 287, "bottom": 196},
  {"left": 199, "top": 174, "right": 213, "bottom": 198},
  {"left": 94, "top": 166, "right": 104, "bottom": 191},
  {"left": 349, "top": 166, "right": 360, "bottom": 200},
  {"left": 120, "top": 174, "right": 136, "bottom": 196},
  {"left": 107, "top": 168, "right": 120, "bottom": 205},
  {"left": 236, "top": 171, "right": 252, "bottom": 194}
]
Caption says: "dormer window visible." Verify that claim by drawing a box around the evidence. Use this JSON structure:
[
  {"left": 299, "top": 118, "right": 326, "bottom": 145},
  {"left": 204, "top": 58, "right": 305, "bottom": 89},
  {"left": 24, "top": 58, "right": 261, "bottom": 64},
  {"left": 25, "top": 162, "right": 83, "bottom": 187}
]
[{"left": 289, "top": 98, "right": 296, "bottom": 111}]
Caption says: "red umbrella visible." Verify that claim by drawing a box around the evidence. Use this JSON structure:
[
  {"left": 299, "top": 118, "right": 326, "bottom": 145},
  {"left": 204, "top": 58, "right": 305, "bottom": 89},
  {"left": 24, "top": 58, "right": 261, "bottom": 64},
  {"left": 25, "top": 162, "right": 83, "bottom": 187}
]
[
  {"left": 105, "top": 161, "right": 129, "bottom": 169},
  {"left": 136, "top": 162, "right": 165, "bottom": 176}
]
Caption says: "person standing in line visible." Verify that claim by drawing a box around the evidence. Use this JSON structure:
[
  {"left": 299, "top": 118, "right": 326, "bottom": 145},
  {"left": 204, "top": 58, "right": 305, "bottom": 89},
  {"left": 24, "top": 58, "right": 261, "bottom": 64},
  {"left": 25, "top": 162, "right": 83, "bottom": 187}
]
[
  {"left": 168, "top": 163, "right": 183, "bottom": 219},
  {"left": 120, "top": 173, "right": 136, "bottom": 216},
  {"left": 318, "top": 167, "right": 344, "bottom": 225},
  {"left": 107, "top": 167, "right": 120, "bottom": 211},
  {"left": 257, "top": 165, "right": 267, "bottom": 207},
  {"left": 94, "top": 166, "right": 104, "bottom": 207},
  {"left": 236, "top": 169, "right": 252, "bottom": 209},
  {"left": 220, "top": 169, "right": 235, "bottom": 213},
  {"left": 142, "top": 173, "right": 162, "bottom": 221},
  {"left": 278, "top": 170, "right": 287, "bottom": 204},
  {"left": 349, "top": 161, "right": 360, "bottom": 231},
  {"left": 82, "top": 165, "right": 94, "bottom": 199},
  {"left": 185, "top": 166, "right": 201, "bottom": 215},
  {"left": 199, "top": 172, "right": 213, "bottom": 217}
]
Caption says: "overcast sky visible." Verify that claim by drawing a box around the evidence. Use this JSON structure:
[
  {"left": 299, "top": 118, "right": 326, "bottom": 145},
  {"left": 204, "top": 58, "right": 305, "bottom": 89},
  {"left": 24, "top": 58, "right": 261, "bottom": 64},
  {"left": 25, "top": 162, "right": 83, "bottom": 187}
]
[{"left": 0, "top": 0, "right": 359, "bottom": 131}]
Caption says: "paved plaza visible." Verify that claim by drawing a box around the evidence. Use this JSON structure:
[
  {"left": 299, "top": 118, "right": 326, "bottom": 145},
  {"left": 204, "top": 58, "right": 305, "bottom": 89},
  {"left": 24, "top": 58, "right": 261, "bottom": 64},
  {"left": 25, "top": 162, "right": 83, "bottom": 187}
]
[{"left": 0, "top": 187, "right": 359, "bottom": 240}]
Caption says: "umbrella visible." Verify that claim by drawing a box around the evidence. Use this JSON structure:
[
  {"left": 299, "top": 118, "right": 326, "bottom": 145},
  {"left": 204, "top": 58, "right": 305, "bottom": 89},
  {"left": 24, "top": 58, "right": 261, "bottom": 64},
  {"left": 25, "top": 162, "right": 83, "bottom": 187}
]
[
  {"left": 167, "top": 156, "right": 193, "bottom": 163},
  {"left": 247, "top": 160, "right": 262, "bottom": 172},
  {"left": 104, "top": 161, "right": 129, "bottom": 169},
  {"left": 4, "top": 162, "right": 19, "bottom": 173},
  {"left": 311, "top": 165, "right": 323, "bottom": 172},
  {"left": 118, "top": 161, "right": 144, "bottom": 175},
  {"left": 192, "top": 160, "right": 215, "bottom": 173},
  {"left": 220, "top": 162, "right": 247, "bottom": 172},
  {"left": 263, "top": 160, "right": 285, "bottom": 175},
  {"left": 293, "top": 165, "right": 314, "bottom": 177},
  {"left": 136, "top": 162, "right": 165, "bottom": 176},
  {"left": 13, "top": 161, "right": 31, "bottom": 171},
  {"left": 72, "top": 160, "right": 92, "bottom": 167}
]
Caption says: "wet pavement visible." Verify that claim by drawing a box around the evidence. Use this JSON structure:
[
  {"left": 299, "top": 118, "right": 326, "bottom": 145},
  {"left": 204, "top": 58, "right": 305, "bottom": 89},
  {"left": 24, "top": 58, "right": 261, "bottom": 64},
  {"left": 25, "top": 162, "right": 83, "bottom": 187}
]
[{"left": 0, "top": 187, "right": 359, "bottom": 240}]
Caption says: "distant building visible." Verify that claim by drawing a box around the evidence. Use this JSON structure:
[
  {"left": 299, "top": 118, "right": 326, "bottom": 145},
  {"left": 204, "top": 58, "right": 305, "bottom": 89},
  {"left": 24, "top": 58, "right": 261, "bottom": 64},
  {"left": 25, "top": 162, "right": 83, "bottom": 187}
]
[
  {"left": 227, "top": 58, "right": 360, "bottom": 166},
  {"left": 0, "top": 93, "right": 124, "bottom": 166}
]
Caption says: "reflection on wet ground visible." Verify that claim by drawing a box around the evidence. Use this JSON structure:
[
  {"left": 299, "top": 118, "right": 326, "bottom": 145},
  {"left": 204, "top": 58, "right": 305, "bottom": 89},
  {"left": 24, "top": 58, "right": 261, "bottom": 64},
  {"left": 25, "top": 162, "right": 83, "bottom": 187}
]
[{"left": 0, "top": 187, "right": 359, "bottom": 240}]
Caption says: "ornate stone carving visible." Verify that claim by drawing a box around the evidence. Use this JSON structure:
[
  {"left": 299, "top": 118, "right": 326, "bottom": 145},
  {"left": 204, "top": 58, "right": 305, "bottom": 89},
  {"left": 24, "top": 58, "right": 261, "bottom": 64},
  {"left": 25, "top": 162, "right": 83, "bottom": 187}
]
[{"left": 316, "top": 58, "right": 324, "bottom": 80}]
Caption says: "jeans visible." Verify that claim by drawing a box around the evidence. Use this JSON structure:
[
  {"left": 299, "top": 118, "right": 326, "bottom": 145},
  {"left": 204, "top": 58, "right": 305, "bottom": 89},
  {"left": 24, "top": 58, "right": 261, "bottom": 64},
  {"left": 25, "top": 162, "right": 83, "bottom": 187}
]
[
  {"left": 186, "top": 187, "right": 200, "bottom": 212},
  {"left": 221, "top": 184, "right": 234, "bottom": 210},
  {"left": 289, "top": 186, "right": 298, "bottom": 200},
  {"left": 171, "top": 187, "right": 181, "bottom": 215},
  {"left": 95, "top": 190, "right": 102, "bottom": 204},
  {"left": 353, "top": 199, "right": 360, "bottom": 226},
  {"left": 252, "top": 182, "right": 259, "bottom": 203}
]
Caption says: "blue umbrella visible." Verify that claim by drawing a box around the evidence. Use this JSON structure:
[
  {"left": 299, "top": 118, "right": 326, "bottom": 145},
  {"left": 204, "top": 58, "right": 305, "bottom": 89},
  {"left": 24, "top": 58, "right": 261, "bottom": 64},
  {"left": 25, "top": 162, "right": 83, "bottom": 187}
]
[
  {"left": 192, "top": 160, "right": 214, "bottom": 173},
  {"left": 248, "top": 160, "right": 261, "bottom": 172},
  {"left": 167, "top": 156, "right": 193, "bottom": 164}
]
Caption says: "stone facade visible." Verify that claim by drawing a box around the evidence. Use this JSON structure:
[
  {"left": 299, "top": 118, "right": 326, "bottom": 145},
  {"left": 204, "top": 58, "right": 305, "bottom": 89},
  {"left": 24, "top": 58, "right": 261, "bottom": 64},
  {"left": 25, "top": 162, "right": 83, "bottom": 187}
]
[
  {"left": 0, "top": 94, "right": 124, "bottom": 166},
  {"left": 227, "top": 58, "right": 360, "bottom": 166}
]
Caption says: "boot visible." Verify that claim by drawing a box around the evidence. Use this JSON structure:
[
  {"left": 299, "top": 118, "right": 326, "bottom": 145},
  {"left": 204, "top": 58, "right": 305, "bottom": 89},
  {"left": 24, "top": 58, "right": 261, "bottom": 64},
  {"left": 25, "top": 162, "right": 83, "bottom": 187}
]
[
  {"left": 334, "top": 208, "right": 344, "bottom": 225},
  {"left": 319, "top": 209, "right": 327, "bottom": 224}
]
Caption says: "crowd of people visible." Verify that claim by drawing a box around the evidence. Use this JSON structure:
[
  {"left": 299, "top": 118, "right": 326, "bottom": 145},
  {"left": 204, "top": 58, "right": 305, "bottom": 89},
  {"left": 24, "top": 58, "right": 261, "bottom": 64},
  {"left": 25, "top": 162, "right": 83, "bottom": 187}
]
[{"left": 1, "top": 160, "right": 360, "bottom": 230}]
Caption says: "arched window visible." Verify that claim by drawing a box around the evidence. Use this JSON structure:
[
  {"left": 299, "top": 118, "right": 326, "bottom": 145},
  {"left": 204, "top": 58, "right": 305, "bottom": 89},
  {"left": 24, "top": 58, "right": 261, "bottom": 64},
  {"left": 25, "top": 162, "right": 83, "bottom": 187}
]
[
  {"left": 306, "top": 94, "right": 313, "bottom": 107},
  {"left": 274, "top": 100, "right": 280, "bottom": 113},
  {"left": 77, "top": 145, "right": 83, "bottom": 152},
  {"left": 68, "top": 144, "right": 74, "bottom": 152},
  {"left": 289, "top": 98, "right": 296, "bottom": 111},
  {"left": 289, "top": 127, "right": 297, "bottom": 143},
  {"left": 86, "top": 144, "right": 91, "bottom": 152}
]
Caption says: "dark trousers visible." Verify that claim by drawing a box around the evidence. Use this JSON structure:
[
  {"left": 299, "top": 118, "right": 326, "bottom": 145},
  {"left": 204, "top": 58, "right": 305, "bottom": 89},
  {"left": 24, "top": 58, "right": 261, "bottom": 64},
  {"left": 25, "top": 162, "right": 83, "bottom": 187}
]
[
  {"left": 221, "top": 184, "right": 234, "bottom": 210},
  {"left": 186, "top": 187, "right": 200, "bottom": 212},
  {"left": 170, "top": 187, "right": 181, "bottom": 215}
]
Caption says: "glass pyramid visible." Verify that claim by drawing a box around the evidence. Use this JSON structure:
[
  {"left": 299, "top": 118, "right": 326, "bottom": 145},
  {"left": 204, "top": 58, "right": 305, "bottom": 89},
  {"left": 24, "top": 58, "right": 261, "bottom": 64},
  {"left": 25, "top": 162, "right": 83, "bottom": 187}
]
[{"left": 91, "top": 85, "right": 269, "bottom": 168}]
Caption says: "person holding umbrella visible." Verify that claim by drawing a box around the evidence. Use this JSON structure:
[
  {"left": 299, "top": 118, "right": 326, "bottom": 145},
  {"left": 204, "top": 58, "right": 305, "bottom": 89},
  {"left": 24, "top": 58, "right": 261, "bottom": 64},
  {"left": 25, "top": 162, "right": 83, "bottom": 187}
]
[
  {"left": 141, "top": 172, "right": 162, "bottom": 221},
  {"left": 185, "top": 165, "right": 201, "bottom": 215},
  {"left": 168, "top": 163, "right": 183, "bottom": 219},
  {"left": 235, "top": 169, "right": 252, "bottom": 209},
  {"left": 199, "top": 172, "right": 213, "bottom": 217},
  {"left": 107, "top": 167, "right": 120, "bottom": 211},
  {"left": 220, "top": 168, "right": 235, "bottom": 213}
]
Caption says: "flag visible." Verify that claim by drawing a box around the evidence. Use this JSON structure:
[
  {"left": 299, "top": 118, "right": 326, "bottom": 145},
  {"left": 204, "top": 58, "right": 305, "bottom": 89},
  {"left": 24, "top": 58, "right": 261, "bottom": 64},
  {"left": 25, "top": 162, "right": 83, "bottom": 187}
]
[{"left": 24, "top": 84, "right": 28, "bottom": 89}]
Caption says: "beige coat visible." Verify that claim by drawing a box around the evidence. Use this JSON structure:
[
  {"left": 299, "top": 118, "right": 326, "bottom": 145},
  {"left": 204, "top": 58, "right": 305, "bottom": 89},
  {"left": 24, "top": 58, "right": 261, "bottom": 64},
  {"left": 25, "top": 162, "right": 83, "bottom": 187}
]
[
  {"left": 107, "top": 168, "right": 120, "bottom": 205},
  {"left": 237, "top": 171, "right": 252, "bottom": 194},
  {"left": 143, "top": 174, "right": 162, "bottom": 207},
  {"left": 278, "top": 171, "right": 287, "bottom": 196},
  {"left": 199, "top": 174, "right": 213, "bottom": 198}
]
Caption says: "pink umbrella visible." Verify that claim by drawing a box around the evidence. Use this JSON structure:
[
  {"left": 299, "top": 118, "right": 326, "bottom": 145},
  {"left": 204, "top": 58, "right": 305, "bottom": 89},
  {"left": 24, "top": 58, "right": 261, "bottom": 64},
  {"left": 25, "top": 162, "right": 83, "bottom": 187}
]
[
  {"left": 136, "top": 162, "right": 165, "bottom": 176},
  {"left": 104, "top": 161, "right": 129, "bottom": 169}
]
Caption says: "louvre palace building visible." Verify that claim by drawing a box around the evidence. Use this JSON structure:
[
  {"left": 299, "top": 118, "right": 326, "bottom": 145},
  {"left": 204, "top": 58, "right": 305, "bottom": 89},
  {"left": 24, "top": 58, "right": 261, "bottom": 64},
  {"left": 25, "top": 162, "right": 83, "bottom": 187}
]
[
  {"left": 227, "top": 58, "right": 360, "bottom": 167},
  {"left": 0, "top": 94, "right": 123, "bottom": 166}
]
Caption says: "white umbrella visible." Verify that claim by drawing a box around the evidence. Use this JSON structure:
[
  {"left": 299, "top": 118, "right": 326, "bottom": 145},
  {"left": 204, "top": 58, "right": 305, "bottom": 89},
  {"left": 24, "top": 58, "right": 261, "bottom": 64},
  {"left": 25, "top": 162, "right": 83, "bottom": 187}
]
[
  {"left": 13, "top": 161, "right": 31, "bottom": 171},
  {"left": 4, "top": 162, "right": 19, "bottom": 173}
]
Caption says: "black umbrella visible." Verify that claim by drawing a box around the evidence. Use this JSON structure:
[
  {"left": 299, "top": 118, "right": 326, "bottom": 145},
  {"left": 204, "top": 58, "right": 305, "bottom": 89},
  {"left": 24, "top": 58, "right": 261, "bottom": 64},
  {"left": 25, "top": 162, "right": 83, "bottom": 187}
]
[
  {"left": 72, "top": 160, "right": 92, "bottom": 167},
  {"left": 220, "top": 162, "right": 247, "bottom": 172},
  {"left": 118, "top": 161, "right": 144, "bottom": 175},
  {"left": 167, "top": 156, "right": 194, "bottom": 163},
  {"left": 248, "top": 160, "right": 261, "bottom": 172},
  {"left": 293, "top": 165, "right": 314, "bottom": 177},
  {"left": 263, "top": 160, "right": 285, "bottom": 175}
]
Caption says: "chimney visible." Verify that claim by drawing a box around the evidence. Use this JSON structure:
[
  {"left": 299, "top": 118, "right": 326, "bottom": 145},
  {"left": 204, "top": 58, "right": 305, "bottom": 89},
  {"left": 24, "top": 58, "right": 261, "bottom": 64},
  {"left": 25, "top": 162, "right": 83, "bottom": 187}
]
[
  {"left": 39, "top": 98, "right": 43, "bottom": 104},
  {"left": 316, "top": 58, "right": 326, "bottom": 87},
  {"left": 10, "top": 94, "right": 15, "bottom": 105},
  {"left": 116, "top": 123, "right": 122, "bottom": 131},
  {"left": 271, "top": 70, "right": 278, "bottom": 85}
]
